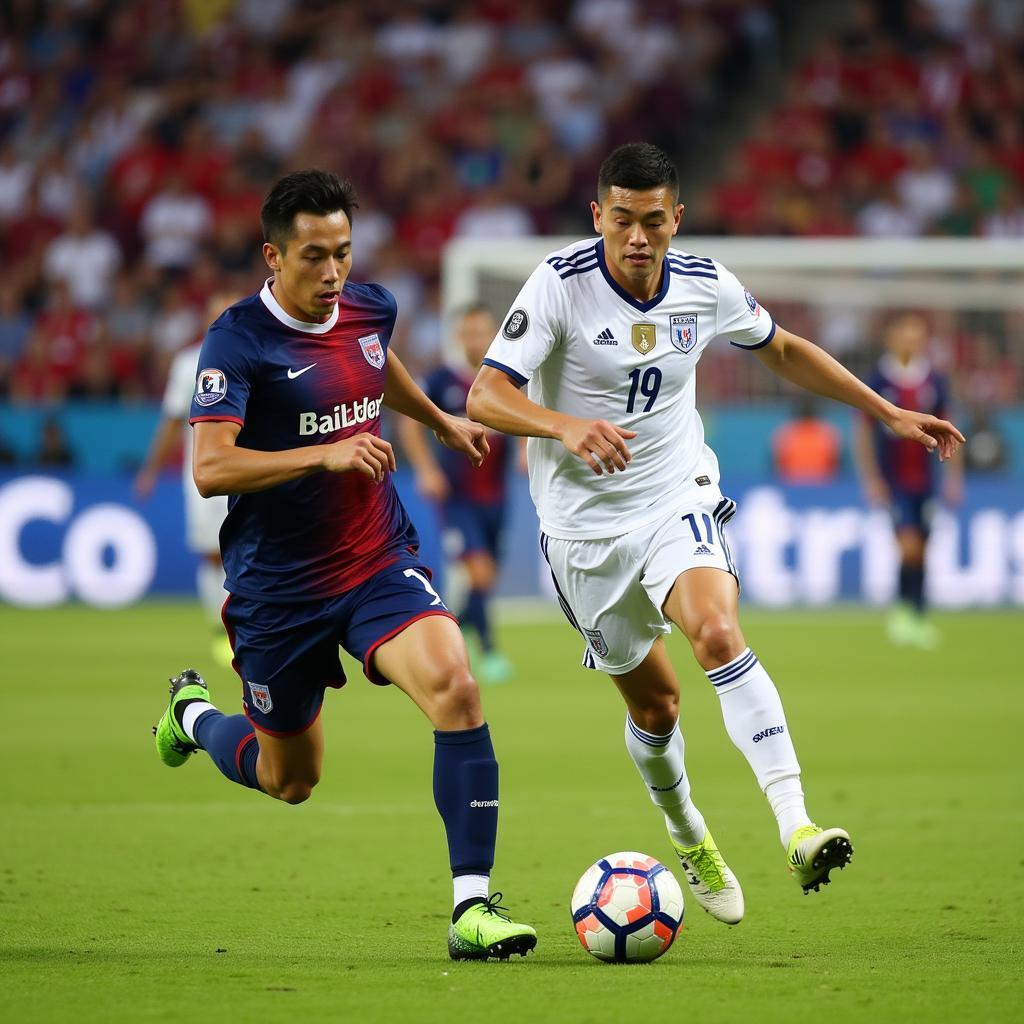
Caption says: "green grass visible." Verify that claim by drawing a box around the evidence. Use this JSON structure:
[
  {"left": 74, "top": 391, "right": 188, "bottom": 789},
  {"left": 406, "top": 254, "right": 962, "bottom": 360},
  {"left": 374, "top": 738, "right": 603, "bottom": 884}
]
[{"left": 0, "top": 603, "right": 1020, "bottom": 1023}]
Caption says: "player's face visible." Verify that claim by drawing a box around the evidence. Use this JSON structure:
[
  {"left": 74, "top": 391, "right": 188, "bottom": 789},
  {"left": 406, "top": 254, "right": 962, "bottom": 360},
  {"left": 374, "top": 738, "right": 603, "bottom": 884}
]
[
  {"left": 885, "top": 316, "right": 928, "bottom": 361},
  {"left": 457, "top": 310, "right": 497, "bottom": 368},
  {"left": 263, "top": 210, "right": 352, "bottom": 323},
  {"left": 592, "top": 187, "right": 683, "bottom": 300}
]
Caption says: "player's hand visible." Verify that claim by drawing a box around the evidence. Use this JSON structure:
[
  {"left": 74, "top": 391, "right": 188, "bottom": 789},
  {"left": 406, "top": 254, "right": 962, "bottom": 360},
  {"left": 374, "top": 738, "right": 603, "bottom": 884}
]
[
  {"left": 321, "top": 433, "right": 396, "bottom": 483},
  {"left": 885, "top": 407, "right": 966, "bottom": 462},
  {"left": 133, "top": 467, "right": 158, "bottom": 501},
  {"left": 558, "top": 417, "right": 637, "bottom": 476},
  {"left": 416, "top": 464, "right": 450, "bottom": 502},
  {"left": 434, "top": 414, "right": 490, "bottom": 468},
  {"left": 863, "top": 474, "right": 890, "bottom": 506}
]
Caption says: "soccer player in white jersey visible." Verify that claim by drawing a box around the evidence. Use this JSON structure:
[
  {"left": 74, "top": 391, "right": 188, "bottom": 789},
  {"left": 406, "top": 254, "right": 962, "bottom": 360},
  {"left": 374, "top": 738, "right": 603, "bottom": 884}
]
[
  {"left": 468, "top": 143, "right": 965, "bottom": 922},
  {"left": 136, "top": 291, "right": 241, "bottom": 666}
]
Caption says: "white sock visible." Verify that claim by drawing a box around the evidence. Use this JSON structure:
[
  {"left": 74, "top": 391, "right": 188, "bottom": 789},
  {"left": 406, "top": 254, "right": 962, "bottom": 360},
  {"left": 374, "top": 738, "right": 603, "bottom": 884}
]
[
  {"left": 197, "top": 561, "right": 227, "bottom": 628},
  {"left": 453, "top": 873, "right": 489, "bottom": 909},
  {"left": 181, "top": 701, "right": 217, "bottom": 743},
  {"left": 624, "top": 715, "right": 706, "bottom": 848},
  {"left": 706, "top": 648, "right": 811, "bottom": 846},
  {"left": 765, "top": 776, "right": 812, "bottom": 847}
]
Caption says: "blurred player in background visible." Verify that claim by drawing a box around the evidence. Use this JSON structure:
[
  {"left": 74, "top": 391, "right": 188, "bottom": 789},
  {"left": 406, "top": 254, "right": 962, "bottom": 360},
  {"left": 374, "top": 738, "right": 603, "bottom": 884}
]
[
  {"left": 469, "top": 143, "right": 964, "bottom": 923},
  {"left": 397, "top": 305, "right": 514, "bottom": 684},
  {"left": 136, "top": 291, "right": 242, "bottom": 667},
  {"left": 854, "top": 313, "right": 963, "bottom": 649},
  {"left": 152, "top": 170, "right": 535, "bottom": 961}
]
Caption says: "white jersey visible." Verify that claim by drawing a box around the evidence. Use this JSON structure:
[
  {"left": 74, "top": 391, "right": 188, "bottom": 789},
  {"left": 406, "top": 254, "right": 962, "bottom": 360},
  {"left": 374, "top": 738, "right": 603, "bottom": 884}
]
[
  {"left": 163, "top": 342, "right": 227, "bottom": 553},
  {"left": 483, "top": 238, "right": 775, "bottom": 539}
]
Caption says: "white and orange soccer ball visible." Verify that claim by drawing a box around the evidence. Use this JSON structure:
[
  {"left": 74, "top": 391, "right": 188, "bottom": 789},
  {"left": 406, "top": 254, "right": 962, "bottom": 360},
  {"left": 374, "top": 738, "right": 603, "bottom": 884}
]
[{"left": 570, "top": 852, "right": 685, "bottom": 963}]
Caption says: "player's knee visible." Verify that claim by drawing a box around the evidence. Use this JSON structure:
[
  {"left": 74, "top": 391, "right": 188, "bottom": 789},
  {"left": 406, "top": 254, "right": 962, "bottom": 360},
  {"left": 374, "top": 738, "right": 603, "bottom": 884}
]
[
  {"left": 692, "top": 614, "right": 744, "bottom": 668},
  {"left": 629, "top": 696, "right": 679, "bottom": 736},
  {"left": 275, "top": 777, "right": 317, "bottom": 805},
  {"left": 430, "top": 664, "right": 483, "bottom": 726}
]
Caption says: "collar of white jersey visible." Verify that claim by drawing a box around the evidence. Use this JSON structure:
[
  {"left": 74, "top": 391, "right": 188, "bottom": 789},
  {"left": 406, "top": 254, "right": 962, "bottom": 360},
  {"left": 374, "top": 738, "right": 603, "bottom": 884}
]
[
  {"left": 259, "top": 278, "right": 339, "bottom": 334},
  {"left": 596, "top": 239, "right": 671, "bottom": 313},
  {"left": 879, "top": 352, "right": 931, "bottom": 387}
]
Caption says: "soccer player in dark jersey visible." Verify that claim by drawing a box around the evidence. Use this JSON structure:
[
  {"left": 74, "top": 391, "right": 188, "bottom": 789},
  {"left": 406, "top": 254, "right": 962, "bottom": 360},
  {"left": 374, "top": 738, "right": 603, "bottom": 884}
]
[
  {"left": 151, "top": 170, "right": 536, "bottom": 961},
  {"left": 854, "top": 313, "right": 963, "bottom": 649},
  {"left": 397, "top": 306, "right": 514, "bottom": 684}
]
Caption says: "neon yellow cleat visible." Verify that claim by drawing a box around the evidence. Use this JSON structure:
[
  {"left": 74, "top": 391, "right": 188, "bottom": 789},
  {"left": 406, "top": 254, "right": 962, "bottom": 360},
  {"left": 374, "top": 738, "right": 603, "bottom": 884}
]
[
  {"left": 152, "top": 669, "right": 208, "bottom": 767},
  {"left": 787, "top": 825, "right": 853, "bottom": 893},
  {"left": 447, "top": 894, "right": 537, "bottom": 960},
  {"left": 672, "top": 828, "right": 744, "bottom": 925}
]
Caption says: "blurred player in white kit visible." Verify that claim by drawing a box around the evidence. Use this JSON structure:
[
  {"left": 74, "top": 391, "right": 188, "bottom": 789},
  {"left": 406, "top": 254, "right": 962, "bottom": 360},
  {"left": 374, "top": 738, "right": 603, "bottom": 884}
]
[{"left": 136, "top": 292, "right": 241, "bottom": 665}]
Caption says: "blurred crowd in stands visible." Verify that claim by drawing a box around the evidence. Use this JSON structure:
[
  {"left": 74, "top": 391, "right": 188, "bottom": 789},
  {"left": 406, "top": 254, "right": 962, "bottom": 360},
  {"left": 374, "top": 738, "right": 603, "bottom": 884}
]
[{"left": 0, "top": 0, "right": 1019, "bottom": 437}]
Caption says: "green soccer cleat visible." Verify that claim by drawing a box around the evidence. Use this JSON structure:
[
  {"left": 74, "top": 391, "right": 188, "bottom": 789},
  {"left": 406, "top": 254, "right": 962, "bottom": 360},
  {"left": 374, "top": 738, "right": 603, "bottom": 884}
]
[
  {"left": 672, "top": 828, "right": 744, "bottom": 925},
  {"left": 447, "top": 894, "right": 537, "bottom": 961},
  {"left": 787, "top": 824, "right": 853, "bottom": 893},
  {"left": 152, "top": 668, "right": 209, "bottom": 767},
  {"left": 479, "top": 651, "right": 513, "bottom": 685}
]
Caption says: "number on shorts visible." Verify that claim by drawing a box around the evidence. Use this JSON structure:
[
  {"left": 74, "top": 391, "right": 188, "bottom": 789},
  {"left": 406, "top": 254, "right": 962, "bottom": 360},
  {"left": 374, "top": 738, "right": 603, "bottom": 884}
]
[
  {"left": 682, "top": 512, "right": 715, "bottom": 544},
  {"left": 404, "top": 568, "right": 444, "bottom": 606},
  {"left": 626, "top": 367, "right": 662, "bottom": 413}
]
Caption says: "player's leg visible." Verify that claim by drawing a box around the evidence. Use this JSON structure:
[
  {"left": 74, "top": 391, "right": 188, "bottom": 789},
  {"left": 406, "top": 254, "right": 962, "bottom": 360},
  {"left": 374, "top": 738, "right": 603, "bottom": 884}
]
[
  {"left": 354, "top": 571, "right": 535, "bottom": 959},
  {"left": 891, "top": 497, "right": 938, "bottom": 648},
  {"left": 613, "top": 640, "right": 743, "bottom": 924},
  {"left": 663, "top": 566, "right": 852, "bottom": 891},
  {"left": 187, "top": 488, "right": 232, "bottom": 666},
  {"left": 154, "top": 595, "right": 336, "bottom": 804}
]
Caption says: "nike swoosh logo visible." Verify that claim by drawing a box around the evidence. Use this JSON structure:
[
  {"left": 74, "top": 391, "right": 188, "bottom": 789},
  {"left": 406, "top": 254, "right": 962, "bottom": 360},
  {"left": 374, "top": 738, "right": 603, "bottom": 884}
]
[{"left": 287, "top": 363, "right": 316, "bottom": 379}]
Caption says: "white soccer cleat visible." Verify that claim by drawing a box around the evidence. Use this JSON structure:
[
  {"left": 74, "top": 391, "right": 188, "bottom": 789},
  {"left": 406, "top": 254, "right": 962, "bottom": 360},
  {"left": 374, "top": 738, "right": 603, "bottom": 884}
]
[
  {"left": 787, "top": 824, "right": 853, "bottom": 893},
  {"left": 672, "top": 828, "right": 744, "bottom": 925}
]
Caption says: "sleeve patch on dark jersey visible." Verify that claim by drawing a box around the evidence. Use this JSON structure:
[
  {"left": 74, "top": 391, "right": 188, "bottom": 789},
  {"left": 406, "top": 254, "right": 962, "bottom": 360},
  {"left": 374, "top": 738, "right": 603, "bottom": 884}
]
[{"left": 194, "top": 368, "right": 227, "bottom": 406}]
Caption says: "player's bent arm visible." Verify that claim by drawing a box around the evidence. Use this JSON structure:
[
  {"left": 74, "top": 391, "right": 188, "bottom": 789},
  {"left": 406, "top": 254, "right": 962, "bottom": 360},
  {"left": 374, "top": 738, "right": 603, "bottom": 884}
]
[
  {"left": 467, "top": 365, "right": 636, "bottom": 475},
  {"left": 192, "top": 421, "right": 395, "bottom": 496},
  {"left": 395, "top": 415, "right": 449, "bottom": 501},
  {"left": 134, "top": 416, "right": 183, "bottom": 499},
  {"left": 755, "top": 327, "right": 966, "bottom": 461}
]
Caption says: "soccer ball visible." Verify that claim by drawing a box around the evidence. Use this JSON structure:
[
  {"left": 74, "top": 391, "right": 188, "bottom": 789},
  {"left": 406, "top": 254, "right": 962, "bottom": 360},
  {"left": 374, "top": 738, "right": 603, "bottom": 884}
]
[{"left": 570, "top": 852, "right": 685, "bottom": 963}]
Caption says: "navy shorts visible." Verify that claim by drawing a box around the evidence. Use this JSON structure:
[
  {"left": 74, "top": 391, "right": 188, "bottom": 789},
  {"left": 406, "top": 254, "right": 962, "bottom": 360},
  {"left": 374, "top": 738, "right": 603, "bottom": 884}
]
[
  {"left": 890, "top": 492, "right": 935, "bottom": 537},
  {"left": 222, "top": 562, "right": 456, "bottom": 737},
  {"left": 443, "top": 500, "right": 505, "bottom": 559}
]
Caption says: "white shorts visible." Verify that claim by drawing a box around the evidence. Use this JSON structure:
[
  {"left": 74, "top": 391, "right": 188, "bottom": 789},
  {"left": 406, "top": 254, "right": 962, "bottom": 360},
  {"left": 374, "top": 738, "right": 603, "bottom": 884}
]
[
  {"left": 185, "top": 485, "right": 228, "bottom": 555},
  {"left": 541, "top": 487, "right": 738, "bottom": 675}
]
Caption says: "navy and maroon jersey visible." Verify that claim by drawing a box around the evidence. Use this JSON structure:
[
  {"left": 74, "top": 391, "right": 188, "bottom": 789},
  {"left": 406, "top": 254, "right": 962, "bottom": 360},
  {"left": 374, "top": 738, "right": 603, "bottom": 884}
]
[
  {"left": 865, "top": 354, "right": 950, "bottom": 496},
  {"left": 189, "top": 279, "right": 421, "bottom": 602},
  {"left": 424, "top": 364, "right": 510, "bottom": 505}
]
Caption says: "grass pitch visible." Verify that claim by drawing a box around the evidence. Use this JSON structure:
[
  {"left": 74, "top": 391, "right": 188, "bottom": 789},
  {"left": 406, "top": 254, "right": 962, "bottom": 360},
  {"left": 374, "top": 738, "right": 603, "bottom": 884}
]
[{"left": 0, "top": 602, "right": 1020, "bottom": 1023}]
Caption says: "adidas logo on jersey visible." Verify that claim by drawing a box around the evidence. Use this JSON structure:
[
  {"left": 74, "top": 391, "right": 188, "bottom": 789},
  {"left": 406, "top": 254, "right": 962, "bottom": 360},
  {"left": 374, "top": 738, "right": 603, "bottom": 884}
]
[
  {"left": 593, "top": 328, "right": 618, "bottom": 346},
  {"left": 693, "top": 544, "right": 713, "bottom": 556},
  {"left": 299, "top": 393, "right": 384, "bottom": 435}
]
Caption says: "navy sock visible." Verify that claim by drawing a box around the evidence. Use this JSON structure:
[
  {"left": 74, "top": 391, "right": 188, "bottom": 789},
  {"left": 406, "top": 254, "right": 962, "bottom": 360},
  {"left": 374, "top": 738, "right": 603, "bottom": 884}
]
[
  {"left": 461, "top": 589, "right": 493, "bottom": 652},
  {"left": 433, "top": 723, "right": 498, "bottom": 876},
  {"left": 899, "top": 563, "right": 925, "bottom": 612},
  {"left": 194, "top": 710, "right": 262, "bottom": 791}
]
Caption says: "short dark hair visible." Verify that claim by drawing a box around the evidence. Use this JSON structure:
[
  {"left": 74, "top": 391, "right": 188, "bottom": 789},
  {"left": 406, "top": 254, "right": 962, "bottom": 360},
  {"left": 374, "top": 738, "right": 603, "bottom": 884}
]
[
  {"left": 597, "top": 143, "right": 678, "bottom": 201},
  {"left": 260, "top": 169, "right": 359, "bottom": 249}
]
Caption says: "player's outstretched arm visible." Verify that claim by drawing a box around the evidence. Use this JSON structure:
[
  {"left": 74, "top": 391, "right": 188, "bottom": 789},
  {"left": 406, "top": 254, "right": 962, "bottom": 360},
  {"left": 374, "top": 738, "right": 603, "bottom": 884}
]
[
  {"left": 193, "top": 421, "right": 395, "bottom": 496},
  {"left": 468, "top": 365, "right": 636, "bottom": 476},
  {"left": 384, "top": 350, "right": 489, "bottom": 468},
  {"left": 755, "top": 328, "right": 966, "bottom": 461}
]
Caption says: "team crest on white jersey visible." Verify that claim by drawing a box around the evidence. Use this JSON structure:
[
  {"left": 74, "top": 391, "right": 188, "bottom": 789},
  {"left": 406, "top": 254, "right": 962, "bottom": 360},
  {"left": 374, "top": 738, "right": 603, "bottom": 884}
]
[
  {"left": 670, "top": 313, "right": 698, "bottom": 353},
  {"left": 247, "top": 681, "right": 273, "bottom": 714},
  {"left": 631, "top": 323, "right": 656, "bottom": 355},
  {"left": 583, "top": 628, "right": 608, "bottom": 657},
  {"left": 358, "top": 333, "right": 385, "bottom": 369},
  {"left": 194, "top": 368, "right": 227, "bottom": 406}
]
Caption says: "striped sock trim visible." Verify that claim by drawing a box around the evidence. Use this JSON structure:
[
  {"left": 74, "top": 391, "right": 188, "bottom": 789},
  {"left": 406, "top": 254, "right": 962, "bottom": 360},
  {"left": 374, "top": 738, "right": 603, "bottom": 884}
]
[
  {"left": 626, "top": 715, "right": 676, "bottom": 748},
  {"left": 706, "top": 647, "right": 759, "bottom": 688}
]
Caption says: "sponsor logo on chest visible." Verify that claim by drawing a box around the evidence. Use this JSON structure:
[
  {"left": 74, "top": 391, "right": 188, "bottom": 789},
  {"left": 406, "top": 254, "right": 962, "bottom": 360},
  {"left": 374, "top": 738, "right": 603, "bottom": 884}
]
[{"left": 299, "top": 393, "right": 384, "bottom": 435}]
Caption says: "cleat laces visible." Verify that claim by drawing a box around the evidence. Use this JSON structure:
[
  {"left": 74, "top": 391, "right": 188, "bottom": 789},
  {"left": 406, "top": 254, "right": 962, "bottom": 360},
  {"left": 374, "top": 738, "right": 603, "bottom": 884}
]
[
  {"left": 480, "top": 892, "right": 511, "bottom": 921},
  {"left": 682, "top": 845, "right": 726, "bottom": 891}
]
